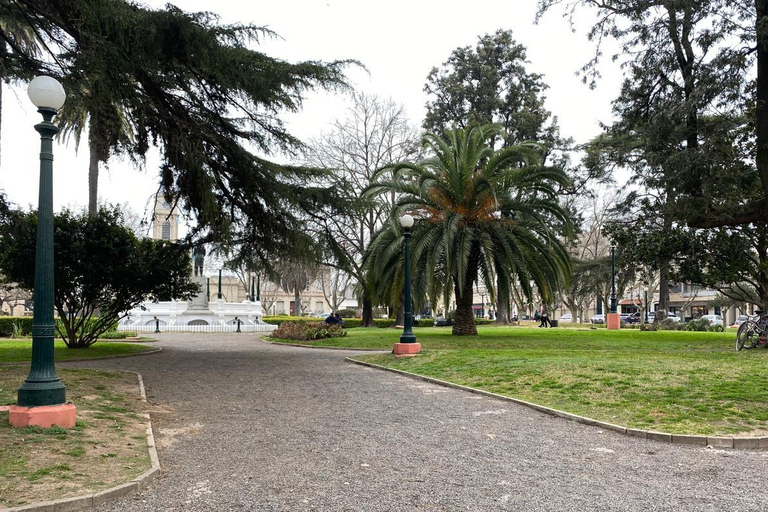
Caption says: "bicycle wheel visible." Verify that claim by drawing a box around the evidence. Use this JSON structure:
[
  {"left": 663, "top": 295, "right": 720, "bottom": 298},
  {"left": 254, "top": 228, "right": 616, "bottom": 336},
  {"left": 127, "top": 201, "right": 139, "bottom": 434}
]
[{"left": 737, "top": 320, "right": 760, "bottom": 350}]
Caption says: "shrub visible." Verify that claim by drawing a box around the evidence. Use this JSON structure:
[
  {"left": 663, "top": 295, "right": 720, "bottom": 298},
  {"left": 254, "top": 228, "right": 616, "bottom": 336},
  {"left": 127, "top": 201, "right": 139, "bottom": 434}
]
[
  {"left": 373, "top": 318, "right": 397, "bottom": 328},
  {"left": 271, "top": 321, "right": 346, "bottom": 341},
  {"left": 336, "top": 309, "right": 357, "bottom": 318},
  {"left": 685, "top": 318, "right": 711, "bottom": 332},
  {"left": 99, "top": 330, "right": 137, "bottom": 339},
  {"left": 0, "top": 317, "right": 33, "bottom": 336},
  {"left": 658, "top": 319, "right": 685, "bottom": 331},
  {"left": 708, "top": 324, "right": 725, "bottom": 332},
  {"left": 343, "top": 318, "right": 362, "bottom": 328},
  {"left": 475, "top": 318, "right": 494, "bottom": 325},
  {"left": 640, "top": 323, "right": 657, "bottom": 332},
  {"left": 263, "top": 316, "right": 324, "bottom": 326}
]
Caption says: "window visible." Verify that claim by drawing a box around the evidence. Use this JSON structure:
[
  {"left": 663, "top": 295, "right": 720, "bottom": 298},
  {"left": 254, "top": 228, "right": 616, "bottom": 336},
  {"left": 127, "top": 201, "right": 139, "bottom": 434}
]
[
  {"left": 315, "top": 301, "right": 323, "bottom": 312},
  {"left": 161, "top": 221, "right": 171, "bottom": 240}
]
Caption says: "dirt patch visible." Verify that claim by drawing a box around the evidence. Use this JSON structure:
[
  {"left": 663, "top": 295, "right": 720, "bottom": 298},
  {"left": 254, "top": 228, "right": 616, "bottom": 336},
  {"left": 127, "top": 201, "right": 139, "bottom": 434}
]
[{"left": 0, "top": 367, "right": 152, "bottom": 508}]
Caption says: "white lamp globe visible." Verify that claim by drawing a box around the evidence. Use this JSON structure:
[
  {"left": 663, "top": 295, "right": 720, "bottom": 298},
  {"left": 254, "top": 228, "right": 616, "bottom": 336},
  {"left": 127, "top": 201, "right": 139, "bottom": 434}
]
[
  {"left": 400, "top": 214, "right": 414, "bottom": 228},
  {"left": 27, "top": 76, "right": 66, "bottom": 110}
]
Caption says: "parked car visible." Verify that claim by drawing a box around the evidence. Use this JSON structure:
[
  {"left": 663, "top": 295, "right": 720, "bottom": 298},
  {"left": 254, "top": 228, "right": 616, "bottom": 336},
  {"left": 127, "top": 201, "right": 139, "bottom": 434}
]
[
  {"left": 590, "top": 314, "right": 605, "bottom": 324},
  {"left": 559, "top": 313, "right": 572, "bottom": 323},
  {"left": 648, "top": 312, "right": 682, "bottom": 323},
  {"left": 731, "top": 315, "right": 748, "bottom": 328},
  {"left": 624, "top": 312, "right": 642, "bottom": 324},
  {"left": 700, "top": 314, "right": 724, "bottom": 327}
]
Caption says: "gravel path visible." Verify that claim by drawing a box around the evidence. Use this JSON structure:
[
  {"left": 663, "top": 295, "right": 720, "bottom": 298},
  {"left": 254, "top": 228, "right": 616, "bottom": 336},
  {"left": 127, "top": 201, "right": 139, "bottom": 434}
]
[{"left": 63, "top": 334, "right": 768, "bottom": 511}]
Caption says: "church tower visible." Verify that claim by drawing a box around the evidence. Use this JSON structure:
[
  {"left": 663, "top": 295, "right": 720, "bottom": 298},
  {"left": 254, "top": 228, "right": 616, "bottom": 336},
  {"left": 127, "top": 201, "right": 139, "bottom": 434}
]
[{"left": 151, "top": 196, "right": 180, "bottom": 241}]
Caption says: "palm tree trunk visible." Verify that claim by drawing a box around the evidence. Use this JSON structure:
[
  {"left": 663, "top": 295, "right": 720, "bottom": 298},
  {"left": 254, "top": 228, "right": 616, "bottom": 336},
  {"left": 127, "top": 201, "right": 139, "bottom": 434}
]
[
  {"left": 361, "top": 296, "right": 375, "bottom": 327},
  {"left": 294, "top": 287, "right": 302, "bottom": 317},
  {"left": 495, "top": 281, "right": 512, "bottom": 325},
  {"left": 453, "top": 282, "right": 478, "bottom": 335},
  {"left": 88, "top": 131, "right": 100, "bottom": 216}
]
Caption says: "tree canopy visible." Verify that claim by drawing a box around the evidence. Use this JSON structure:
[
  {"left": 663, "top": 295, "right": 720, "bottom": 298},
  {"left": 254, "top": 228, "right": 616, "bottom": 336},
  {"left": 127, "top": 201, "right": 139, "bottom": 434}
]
[
  {"left": 0, "top": 205, "right": 198, "bottom": 347},
  {"left": 365, "top": 124, "right": 571, "bottom": 335},
  {"left": 1, "top": 0, "right": 353, "bottom": 262}
]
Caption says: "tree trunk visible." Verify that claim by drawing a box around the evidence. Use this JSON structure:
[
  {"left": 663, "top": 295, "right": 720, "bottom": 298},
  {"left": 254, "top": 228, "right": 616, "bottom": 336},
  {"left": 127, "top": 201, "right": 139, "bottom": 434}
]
[
  {"left": 396, "top": 300, "right": 404, "bottom": 326},
  {"left": 361, "top": 296, "right": 375, "bottom": 327},
  {"left": 88, "top": 131, "right": 100, "bottom": 216},
  {"left": 294, "top": 287, "right": 302, "bottom": 316},
  {"left": 655, "top": 261, "right": 670, "bottom": 323},
  {"left": 757, "top": 0, "right": 768, "bottom": 223},
  {"left": 495, "top": 277, "right": 512, "bottom": 325},
  {"left": 452, "top": 281, "right": 478, "bottom": 335}
]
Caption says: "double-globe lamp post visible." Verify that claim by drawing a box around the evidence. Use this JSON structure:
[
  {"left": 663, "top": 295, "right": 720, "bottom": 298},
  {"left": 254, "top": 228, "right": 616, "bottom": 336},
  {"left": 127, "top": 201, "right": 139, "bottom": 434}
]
[
  {"left": 393, "top": 214, "right": 421, "bottom": 356},
  {"left": 9, "top": 76, "right": 76, "bottom": 428}
]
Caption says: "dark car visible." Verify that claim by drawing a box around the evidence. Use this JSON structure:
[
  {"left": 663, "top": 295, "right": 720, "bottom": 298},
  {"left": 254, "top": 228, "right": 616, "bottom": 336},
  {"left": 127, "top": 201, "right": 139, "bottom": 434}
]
[{"left": 624, "top": 312, "right": 642, "bottom": 324}]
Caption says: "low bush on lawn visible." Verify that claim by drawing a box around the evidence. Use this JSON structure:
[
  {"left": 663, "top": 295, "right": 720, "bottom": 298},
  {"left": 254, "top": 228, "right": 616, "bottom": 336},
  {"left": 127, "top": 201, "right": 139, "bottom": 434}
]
[
  {"left": 0, "top": 317, "right": 33, "bottom": 337},
  {"left": 271, "top": 321, "right": 347, "bottom": 341}
]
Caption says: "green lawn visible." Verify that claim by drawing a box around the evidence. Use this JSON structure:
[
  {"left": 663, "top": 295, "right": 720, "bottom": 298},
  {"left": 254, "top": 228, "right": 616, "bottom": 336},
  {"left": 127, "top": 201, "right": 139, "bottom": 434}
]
[
  {"left": 0, "top": 340, "right": 155, "bottom": 364},
  {"left": 274, "top": 326, "right": 768, "bottom": 436}
]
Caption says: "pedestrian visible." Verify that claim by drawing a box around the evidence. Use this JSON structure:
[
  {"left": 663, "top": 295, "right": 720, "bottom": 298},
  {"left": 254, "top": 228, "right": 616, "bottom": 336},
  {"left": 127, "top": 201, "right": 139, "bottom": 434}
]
[
  {"left": 539, "top": 303, "right": 549, "bottom": 328},
  {"left": 325, "top": 313, "right": 340, "bottom": 325},
  {"left": 334, "top": 312, "right": 345, "bottom": 327}
]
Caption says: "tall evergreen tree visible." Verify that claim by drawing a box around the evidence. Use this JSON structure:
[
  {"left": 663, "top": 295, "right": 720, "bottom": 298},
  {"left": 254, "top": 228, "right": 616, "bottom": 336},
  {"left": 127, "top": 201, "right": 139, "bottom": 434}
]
[{"left": 2, "top": 1, "right": 352, "bottom": 259}]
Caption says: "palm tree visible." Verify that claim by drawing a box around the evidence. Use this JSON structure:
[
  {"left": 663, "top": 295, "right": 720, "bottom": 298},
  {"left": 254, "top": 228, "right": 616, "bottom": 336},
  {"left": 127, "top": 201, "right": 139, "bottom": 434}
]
[
  {"left": 0, "top": 11, "right": 42, "bottom": 168},
  {"left": 365, "top": 124, "right": 571, "bottom": 335},
  {"left": 57, "top": 72, "right": 136, "bottom": 216}
]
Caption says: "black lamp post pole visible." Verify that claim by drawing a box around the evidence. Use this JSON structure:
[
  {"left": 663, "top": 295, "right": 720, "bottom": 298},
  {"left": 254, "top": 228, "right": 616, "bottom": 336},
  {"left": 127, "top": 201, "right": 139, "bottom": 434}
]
[
  {"left": 400, "top": 226, "right": 415, "bottom": 344},
  {"left": 17, "top": 107, "right": 66, "bottom": 407},
  {"left": 217, "top": 269, "right": 222, "bottom": 300},
  {"left": 250, "top": 276, "right": 255, "bottom": 302},
  {"left": 256, "top": 274, "right": 261, "bottom": 301},
  {"left": 610, "top": 245, "right": 617, "bottom": 314},
  {"left": 644, "top": 288, "right": 649, "bottom": 323}
]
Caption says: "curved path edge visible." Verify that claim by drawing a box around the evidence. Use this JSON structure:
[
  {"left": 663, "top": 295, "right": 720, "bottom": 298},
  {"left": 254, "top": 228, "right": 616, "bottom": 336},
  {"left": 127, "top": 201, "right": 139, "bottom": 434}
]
[
  {"left": 0, "top": 347, "right": 162, "bottom": 367},
  {"left": 347, "top": 356, "right": 768, "bottom": 451},
  {"left": 0, "top": 371, "right": 161, "bottom": 512}
]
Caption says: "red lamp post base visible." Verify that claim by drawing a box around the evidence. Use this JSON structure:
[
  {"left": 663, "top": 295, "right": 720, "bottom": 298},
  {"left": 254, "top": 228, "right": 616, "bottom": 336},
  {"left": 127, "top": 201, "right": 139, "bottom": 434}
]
[
  {"left": 393, "top": 342, "right": 421, "bottom": 357},
  {"left": 607, "top": 313, "right": 621, "bottom": 330},
  {"left": 9, "top": 403, "right": 76, "bottom": 428}
]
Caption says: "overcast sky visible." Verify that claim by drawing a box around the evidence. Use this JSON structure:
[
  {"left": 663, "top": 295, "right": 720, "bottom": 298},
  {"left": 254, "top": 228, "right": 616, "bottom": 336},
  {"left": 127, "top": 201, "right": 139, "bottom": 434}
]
[{"left": 0, "top": 0, "right": 623, "bottom": 224}]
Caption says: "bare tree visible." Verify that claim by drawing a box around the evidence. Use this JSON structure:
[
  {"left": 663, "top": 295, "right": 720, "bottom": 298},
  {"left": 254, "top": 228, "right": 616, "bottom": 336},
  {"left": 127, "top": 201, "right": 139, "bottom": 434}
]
[
  {"left": 318, "top": 265, "right": 352, "bottom": 314},
  {"left": 304, "top": 92, "right": 420, "bottom": 326}
]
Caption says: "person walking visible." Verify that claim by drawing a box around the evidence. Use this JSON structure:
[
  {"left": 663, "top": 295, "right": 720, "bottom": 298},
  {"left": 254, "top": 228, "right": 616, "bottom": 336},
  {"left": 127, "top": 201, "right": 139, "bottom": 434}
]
[{"left": 539, "top": 302, "right": 549, "bottom": 328}]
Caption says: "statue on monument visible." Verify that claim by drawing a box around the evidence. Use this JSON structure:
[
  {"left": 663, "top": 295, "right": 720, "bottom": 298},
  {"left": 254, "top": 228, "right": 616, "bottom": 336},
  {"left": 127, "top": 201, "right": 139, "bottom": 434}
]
[{"left": 193, "top": 245, "right": 206, "bottom": 277}]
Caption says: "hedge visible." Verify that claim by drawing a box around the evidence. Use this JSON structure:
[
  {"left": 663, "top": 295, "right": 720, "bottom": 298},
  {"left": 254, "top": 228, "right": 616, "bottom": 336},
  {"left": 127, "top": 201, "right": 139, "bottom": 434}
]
[{"left": 0, "top": 317, "right": 33, "bottom": 336}]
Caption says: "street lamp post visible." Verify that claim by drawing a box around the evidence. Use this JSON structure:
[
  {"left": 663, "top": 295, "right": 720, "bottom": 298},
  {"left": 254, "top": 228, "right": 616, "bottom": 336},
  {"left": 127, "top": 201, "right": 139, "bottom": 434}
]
[
  {"left": 644, "top": 285, "right": 649, "bottom": 324},
  {"left": 217, "top": 269, "right": 223, "bottom": 300},
  {"left": 393, "top": 214, "right": 420, "bottom": 356},
  {"left": 250, "top": 276, "right": 255, "bottom": 302},
  {"left": 610, "top": 243, "right": 617, "bottom": 314},
  {"left": 9, "top": 76, "right": 76, "bottom": 429},
  {"left": 607, "top": 242, "right": 620, "bottom": 330}
]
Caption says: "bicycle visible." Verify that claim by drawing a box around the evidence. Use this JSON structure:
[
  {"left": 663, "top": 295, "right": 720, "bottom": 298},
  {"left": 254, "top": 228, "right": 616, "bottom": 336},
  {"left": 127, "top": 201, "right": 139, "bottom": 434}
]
[{"left": 736, "top": 310, "right": 768, "bottom": 350}]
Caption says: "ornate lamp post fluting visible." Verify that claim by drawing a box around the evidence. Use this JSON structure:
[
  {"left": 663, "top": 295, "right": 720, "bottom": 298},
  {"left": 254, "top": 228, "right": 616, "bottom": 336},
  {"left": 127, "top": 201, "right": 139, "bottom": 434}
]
[
  {"left": 393, "top": 214, "right": 420, "bottom": 356},
  {"left": 10, "top": 76, "right": 76, "bottom": 428}
]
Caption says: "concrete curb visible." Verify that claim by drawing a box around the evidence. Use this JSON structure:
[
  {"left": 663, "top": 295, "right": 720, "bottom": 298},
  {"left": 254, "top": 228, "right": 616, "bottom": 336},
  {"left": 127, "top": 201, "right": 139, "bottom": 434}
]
[
  {"left": 0, "top": 348, "right": 162, "bottom": 367},
  {"left": 346, "top": 357, "right": 768, "bottom": 451},
  {"left": 260, "top": 336, "right": 386, "bottom": 352},
  {"left": 0, "top": 371, "right": 161, "bottom": 512}
]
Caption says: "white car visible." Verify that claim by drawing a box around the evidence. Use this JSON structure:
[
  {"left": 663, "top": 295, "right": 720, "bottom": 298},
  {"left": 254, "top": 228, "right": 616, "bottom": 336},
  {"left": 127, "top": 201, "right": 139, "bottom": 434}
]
[
  {"left": 590, "top": 314, "right": 605, "bottom": 324},
  {"left": 700, "top": 314, "right": 723, "bottom": 326},
  {"left": 731, "top": 315, "right": 748, "bottom": 328},
  {"left": 559, "top": 313, "right": 572, "bottom": 323}
]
